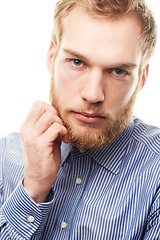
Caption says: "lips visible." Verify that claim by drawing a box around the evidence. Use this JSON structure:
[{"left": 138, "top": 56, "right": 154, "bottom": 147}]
[{"left": 73, "top": 111, "right": 105, "bottom": 124}]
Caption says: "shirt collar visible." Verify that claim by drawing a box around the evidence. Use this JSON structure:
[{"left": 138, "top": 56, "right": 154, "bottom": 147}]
[
  {"left": 61, "top": 142, "right": 72, "bottom": 166},
  {"left": 89, "top": 119, "right": 134, "bottom": 174},
  {"left": 61, "top": 119, "right": 134, "bottom": 174}
]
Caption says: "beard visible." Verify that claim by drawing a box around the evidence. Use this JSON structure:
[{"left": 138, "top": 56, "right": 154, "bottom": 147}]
[{"left": 50, "top": 77, "right": 137, "bottom": 151}]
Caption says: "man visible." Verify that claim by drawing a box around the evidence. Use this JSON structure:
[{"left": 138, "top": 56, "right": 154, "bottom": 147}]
[{"left": 0, "top": 0, "right": 159, "bottom": 239}]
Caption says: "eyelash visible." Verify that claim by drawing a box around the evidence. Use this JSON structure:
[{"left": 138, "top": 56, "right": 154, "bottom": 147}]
[
  {"left": 68, "top": 58, "right": 129, "bottom": 77},
  {"left": 109, "top": 68, "right": 129, "bottom": 76},
  {"left": 70, "top": 59, "right": 86, "bottom": 68}
]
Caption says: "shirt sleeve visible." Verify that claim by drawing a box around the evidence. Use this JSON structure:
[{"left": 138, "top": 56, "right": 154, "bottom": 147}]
[
  {"left": 0, "top": 134, "right": 55, "bottom": 239},
  {"left": 142, "top": 187, "right": 160, "bottom": 240},
  {"left": 0, "top": 181, "right": 54, "bottom": 240}
]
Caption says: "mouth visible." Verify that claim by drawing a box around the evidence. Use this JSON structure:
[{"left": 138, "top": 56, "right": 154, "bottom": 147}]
[{"left": 73, "top": 111, "right": 106, "bottom": 124}]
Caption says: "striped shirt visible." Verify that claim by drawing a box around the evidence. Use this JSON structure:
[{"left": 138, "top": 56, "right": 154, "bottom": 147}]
[{"left": 0, "top": 117, "right": 160, "bottom": 239}]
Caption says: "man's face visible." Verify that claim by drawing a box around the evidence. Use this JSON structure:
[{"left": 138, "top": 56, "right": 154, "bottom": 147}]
[{"left": 49, "top": 7, "right": 145, "bottom": 150}]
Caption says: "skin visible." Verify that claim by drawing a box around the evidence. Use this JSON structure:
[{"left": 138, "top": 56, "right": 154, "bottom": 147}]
[{"left": 20, "top": 7, "right": 148, "bottom": 203}]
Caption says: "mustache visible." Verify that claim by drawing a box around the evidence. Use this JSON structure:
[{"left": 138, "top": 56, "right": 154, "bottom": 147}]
[{"left": 65, "top": 105, "right": 115, "bottom": 119}]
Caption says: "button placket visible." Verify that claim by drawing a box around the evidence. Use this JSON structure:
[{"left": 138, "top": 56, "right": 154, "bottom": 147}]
[{"left": 57, "top": 149, "right": 90, "bottom": 234}]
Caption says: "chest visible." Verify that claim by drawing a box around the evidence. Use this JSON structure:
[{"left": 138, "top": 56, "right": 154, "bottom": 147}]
[{"left": 41, "top": 154, "right": 150, "bottom": 239}]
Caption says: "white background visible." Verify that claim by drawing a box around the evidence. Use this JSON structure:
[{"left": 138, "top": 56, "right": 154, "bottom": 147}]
[{"left": 0, "top": 0, "right": 160, "bottom": 138}]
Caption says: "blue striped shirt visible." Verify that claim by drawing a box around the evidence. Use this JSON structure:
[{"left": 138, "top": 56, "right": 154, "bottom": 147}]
[{"left": 0, "top": 117, "right": 160, "bottom": 239}]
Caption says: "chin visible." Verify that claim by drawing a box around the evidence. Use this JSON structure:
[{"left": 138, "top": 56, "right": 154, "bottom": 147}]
[{"left": 66, "top": 124, "right": 109, "bottom": 151}]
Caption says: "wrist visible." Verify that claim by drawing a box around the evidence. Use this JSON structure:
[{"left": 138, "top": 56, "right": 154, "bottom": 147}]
[{"left": 22, "top": 178, "right": 51, "bottom": 203}]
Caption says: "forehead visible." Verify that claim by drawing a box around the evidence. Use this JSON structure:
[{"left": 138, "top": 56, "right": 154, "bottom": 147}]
[{"left": 60, "top": 7, "right": 142, "bottom": 66}]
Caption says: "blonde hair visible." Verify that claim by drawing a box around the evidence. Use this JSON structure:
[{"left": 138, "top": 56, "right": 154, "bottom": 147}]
[{"left": 52, "top": 0, "right": 157, "bottom": 66}]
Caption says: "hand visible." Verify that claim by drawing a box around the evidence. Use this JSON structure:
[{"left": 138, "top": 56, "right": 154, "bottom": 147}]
[{"left": 20, "top": 101, "right": 68, "bottom": 203}]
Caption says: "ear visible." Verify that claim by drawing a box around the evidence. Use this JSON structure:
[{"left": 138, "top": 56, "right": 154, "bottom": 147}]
[
  {"left": 46, "top": 42, "right": 56, "bottom": 74},
  {"left": 138, "top": 64, "right": 149, "bottom": 92}
]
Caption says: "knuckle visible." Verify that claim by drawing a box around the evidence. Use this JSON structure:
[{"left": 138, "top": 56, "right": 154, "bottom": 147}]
[
  {"left": 44, "top": 111, "right": 54, "bottom": 122},
  {"left": 52, "top": 122, "right": 66, "bottom": 133},
  {"left": 32, "top": 101, "right": 45, "bottom": 109}
]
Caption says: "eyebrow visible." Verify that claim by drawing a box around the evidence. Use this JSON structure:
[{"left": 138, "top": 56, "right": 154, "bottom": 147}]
[
  {"left": 63, "top": 48, "right": 138, "bottom": 69},
  {"left": 63, "top": 48, "right": 88, "bottom": 62}
]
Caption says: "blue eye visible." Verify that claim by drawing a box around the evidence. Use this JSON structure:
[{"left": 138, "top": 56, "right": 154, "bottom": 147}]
[
  {"left": 114, "top": 68, "right": 125, "bottom": 75},
  {"left": 73, "top": 59, "right": 82, "bottom": 67}
]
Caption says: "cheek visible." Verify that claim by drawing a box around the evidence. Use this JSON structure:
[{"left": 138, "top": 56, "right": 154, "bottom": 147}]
[
  {"left": 123, "top": 77, "right": 139, "bottom": 103},
  {"left": 53, "top": 62, "right": 80, "bottom": 108},
  {"left": 54, "top": 59, "right": 76, "bottom": 91},
  {"left": 54, "top": 63, "right": 85, "bottom": 106},
  {"left": 110, "top": 78, "right": 139, "bottom": 110},
  {"left": 54, "top": 62, "right": 66, "bottom": 90}
]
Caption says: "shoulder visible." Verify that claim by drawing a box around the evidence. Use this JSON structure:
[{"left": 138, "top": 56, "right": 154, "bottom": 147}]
[
  {"left": 0, "top": 132, "right": 22, "bottom": 158},
  {"left": 0, "top": 133, "right": 25, "bottom": 204},
  {"left": 132, "top": 117, "right": 160, "bottom": 155},
  {"left": 0, "top": 132, "right": 24, "bottom": 177}
]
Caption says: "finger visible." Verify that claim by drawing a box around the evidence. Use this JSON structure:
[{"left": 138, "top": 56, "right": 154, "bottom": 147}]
[
  {"left": 24, "top": 101, "right": 58, "bottom": 126},
  {"left": 35, "top": 111, "right": 64, "bottom": 136},
  {"left": 61, "top": 134, "right": 69, "bottom": 144},
  {"left": 41, "top": 122, "right": 68, "bottom": 145},
  {"left": 21, "top": 101, "right": 59, "bottom": 137}
]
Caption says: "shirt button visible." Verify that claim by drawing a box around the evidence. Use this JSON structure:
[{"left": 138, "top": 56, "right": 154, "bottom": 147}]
[
  {"left": 76, "top": 178, "right": 82, "bottom": 185},
  {"left": 61, "top": 221, "right": 67, "bottom": 229},
  {"left": 27, "top": 216, "right": 35, "bottom": 223}
]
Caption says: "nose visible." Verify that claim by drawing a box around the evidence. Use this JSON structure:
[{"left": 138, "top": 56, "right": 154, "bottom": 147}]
[{"left": 81, "top": 68, "right": 105, "bottom": 104}]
